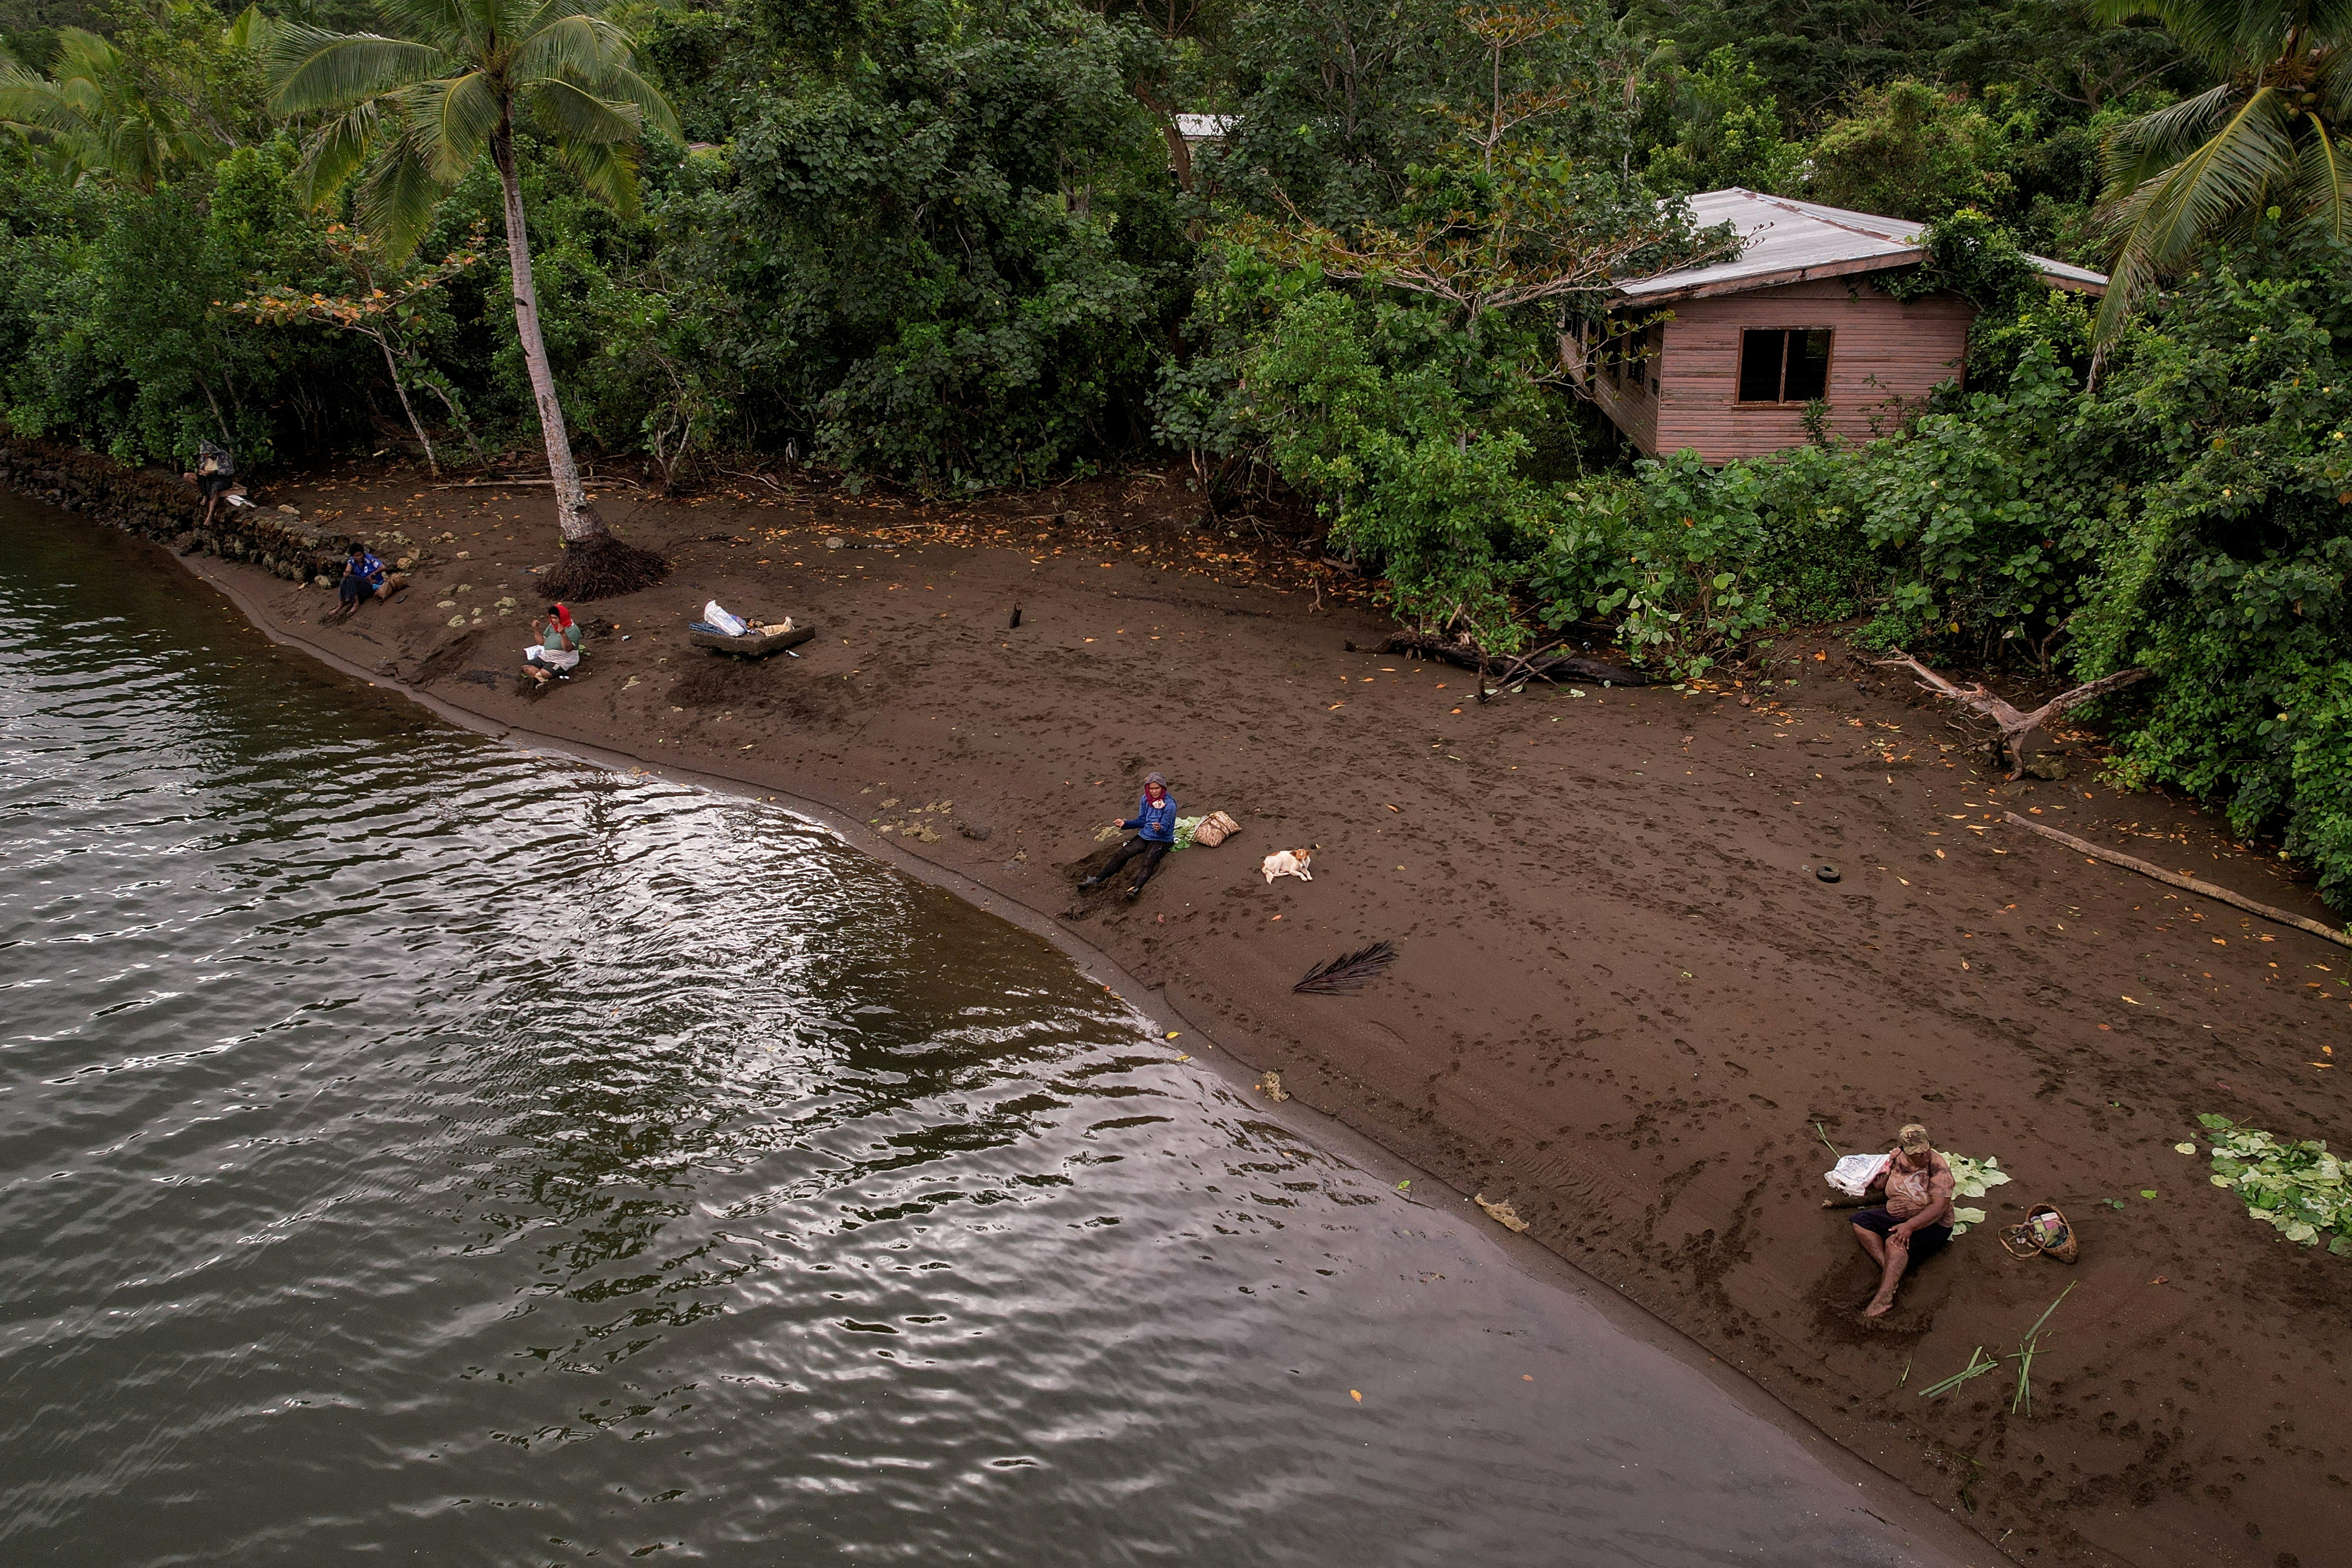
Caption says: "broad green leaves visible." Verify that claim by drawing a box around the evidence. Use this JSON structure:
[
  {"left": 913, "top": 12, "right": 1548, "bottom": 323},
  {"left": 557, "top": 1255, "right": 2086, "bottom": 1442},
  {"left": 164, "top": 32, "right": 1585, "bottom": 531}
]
[{"left": 2195, "top": 1113, "right": 2352, "bottom": 1256}]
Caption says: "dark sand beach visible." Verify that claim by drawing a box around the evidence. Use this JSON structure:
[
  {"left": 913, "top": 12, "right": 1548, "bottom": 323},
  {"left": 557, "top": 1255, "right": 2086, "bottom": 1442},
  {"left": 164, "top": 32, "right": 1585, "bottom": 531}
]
[{"left": 155, "top": 460, "right": 2352, "bottom": 1566}]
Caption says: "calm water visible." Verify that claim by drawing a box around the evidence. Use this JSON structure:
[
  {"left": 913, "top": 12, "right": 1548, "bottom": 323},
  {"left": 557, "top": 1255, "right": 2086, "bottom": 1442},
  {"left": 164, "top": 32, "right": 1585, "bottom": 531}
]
[{"left": 0, "top": 503, "right": 1970, "bottom": 1566}]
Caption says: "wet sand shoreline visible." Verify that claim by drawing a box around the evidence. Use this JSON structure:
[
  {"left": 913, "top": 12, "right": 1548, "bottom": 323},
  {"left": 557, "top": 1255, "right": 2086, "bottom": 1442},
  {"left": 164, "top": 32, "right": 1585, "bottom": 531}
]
[{"left": 27, "top": 462, "right": 2350, "bottom": 1566}]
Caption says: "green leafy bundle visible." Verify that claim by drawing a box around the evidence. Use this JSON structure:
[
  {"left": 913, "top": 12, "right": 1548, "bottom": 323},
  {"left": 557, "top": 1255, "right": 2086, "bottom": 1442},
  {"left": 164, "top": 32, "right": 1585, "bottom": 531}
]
[
  {"left": 1943, "top": 1151, "right": 2013, "bottom": 1237},
  {"left": 2197, "top": 1114, "right": 2351, "bottom": 1256}
]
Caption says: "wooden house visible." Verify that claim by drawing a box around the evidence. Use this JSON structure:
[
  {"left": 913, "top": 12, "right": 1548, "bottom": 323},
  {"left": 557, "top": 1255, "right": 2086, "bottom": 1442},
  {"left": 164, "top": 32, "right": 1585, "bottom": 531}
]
[{"left": 1565, "top": 189, "right": 2106, "bottom": 463}]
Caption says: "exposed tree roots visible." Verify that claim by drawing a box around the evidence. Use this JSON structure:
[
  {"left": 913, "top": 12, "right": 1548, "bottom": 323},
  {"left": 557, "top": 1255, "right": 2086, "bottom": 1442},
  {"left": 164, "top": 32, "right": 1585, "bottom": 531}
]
[{"left": 542, "top": 531, "right": 670, "bottom": 602}]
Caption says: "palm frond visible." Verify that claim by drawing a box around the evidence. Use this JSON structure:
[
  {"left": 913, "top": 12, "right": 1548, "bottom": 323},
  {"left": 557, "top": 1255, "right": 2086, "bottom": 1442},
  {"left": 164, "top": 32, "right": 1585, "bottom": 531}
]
[
  {"left": 270, "top": 28, "right": 446, "bottom": 115},
  {"left": 551, "top": 131, "right": 641, "bottom": 217},
  {"left": 2091, "top": 0, "right": 2248, "bottom": 74},
  {"left": 497, "top": 0, "right": 566, "bottom": 50},
  {"left": 2100, "top": 86, "right": 2295, "bottom": 268},
  {"left": 414, "top": 68, "right": 500, "bottom": 180},
  {"left": 49, "top": 26, "right": 120, "bottom": 80},
  {"left": 375, "top": 0, "right": 491, "bottom": 55},
  {"left": 1294, "top": 941, "right": 1400, "bottom": 995},
  {"left": 223, "top": 4, "right": 277, "bottom": 54},
  {"left": 526, "top": 73, "right": 637, "bottom": 143},
  {"left": 2094, "top": 87, "right": 2297, "bottom": 348},
  {"left": 2101, "top": 81, "right": 2241, "bottom": 193},
  {"left": 584, "top": 59, "right": 677, "bottom": 142},
  {"left": 354, "top": 118, "right": 452, "bottom": 259},
  {"left": 513, "top": 14, "right": 624, "bottom": 86},
  {"left": 521, "top": 0, "right": 610, "bottom": 34},
  {"left": 2296, "top": 115, "right": 2352, "bottom": 242},
  {"left": 295, "top": 99, "right": 388, "bottom": 207},
  {"left": 0, "top": 65, "right": 84, "bottom": 138}
]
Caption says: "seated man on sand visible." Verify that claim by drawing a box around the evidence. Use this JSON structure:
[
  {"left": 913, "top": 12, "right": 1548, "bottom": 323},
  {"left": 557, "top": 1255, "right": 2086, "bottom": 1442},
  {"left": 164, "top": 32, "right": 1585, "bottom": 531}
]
[
  {"left": 330, "top": 543, "right": 406, "bottom": 619},
  {"left": 523, "top": 607, "right": 582, "bottom": 685},
  {"left": 1849, "top": 1123, "right": 1955, "bottom": 1319}
]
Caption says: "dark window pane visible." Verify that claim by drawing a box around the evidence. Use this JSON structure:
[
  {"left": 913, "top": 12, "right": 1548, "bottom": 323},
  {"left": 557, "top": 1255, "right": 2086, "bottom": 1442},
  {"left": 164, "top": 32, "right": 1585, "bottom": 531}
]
[
  {"left": 1784, "top": 329, "right": 1832, "bottom": 401},
  {"left": 1737, "top": 330, "right": 1787, "bottom": 403}
]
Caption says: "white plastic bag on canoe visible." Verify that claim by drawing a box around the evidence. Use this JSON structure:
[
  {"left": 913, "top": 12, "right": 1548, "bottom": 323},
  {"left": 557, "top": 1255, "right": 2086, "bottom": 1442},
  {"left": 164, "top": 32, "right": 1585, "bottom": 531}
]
[
  {"left": 705, "top": 600, "right": 748, "bottom": 637},
  {"left": 1824, "top": 1152, "right": 1889, "bottom": 1198}
]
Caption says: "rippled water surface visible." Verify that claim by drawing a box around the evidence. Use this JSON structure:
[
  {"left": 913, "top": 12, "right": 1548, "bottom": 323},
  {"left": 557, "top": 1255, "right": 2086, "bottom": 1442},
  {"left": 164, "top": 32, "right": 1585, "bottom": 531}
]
[{"left": 0, "top": 504, "right": 1967, "bottom": 1566}]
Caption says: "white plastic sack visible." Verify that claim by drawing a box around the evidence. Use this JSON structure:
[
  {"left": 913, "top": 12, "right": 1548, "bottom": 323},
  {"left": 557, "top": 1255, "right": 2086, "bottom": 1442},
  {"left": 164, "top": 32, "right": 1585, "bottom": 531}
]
[
  {"left": 1824, "top": 1152, "right": 1889, "bottom": 1198},
  {"left": 705, "top": 599, "right": 748, "bottom": 638}
]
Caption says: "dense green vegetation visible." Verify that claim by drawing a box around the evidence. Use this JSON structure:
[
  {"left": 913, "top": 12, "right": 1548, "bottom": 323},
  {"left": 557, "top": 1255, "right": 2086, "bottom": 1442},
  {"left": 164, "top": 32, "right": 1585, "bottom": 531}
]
[{"left": 3, "top": 0, "right": 2351, "bottom": 907}]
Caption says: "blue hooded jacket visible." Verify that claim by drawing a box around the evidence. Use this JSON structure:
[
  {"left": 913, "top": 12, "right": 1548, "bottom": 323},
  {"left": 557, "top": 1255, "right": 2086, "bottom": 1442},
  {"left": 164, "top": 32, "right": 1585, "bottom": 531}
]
[{"left": 1122, "top": 790, "right": 1179, "bottom": 843}]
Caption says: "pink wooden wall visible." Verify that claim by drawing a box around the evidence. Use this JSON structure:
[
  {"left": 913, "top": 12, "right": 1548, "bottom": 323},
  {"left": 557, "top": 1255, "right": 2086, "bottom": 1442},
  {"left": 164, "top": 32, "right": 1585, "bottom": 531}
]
[
  {"left": 1566, "top": 320, "right": 1661, "bottom": 454},
  {"left": 1580, "top": 279, "right": 1975, "bottom": 463}
]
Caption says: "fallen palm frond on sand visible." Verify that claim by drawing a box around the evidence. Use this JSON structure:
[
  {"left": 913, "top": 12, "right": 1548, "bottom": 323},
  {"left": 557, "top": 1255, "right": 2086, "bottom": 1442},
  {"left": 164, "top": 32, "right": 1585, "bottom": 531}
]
[{"left": 1293, "top": 941, "right": 1399, "bottom": 994}]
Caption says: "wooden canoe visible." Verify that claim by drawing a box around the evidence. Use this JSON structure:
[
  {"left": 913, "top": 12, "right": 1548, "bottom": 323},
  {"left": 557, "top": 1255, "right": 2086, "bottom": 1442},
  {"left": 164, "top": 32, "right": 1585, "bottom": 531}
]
[{"left": 688, "top": 624, "right": 816, "bottom": 658}]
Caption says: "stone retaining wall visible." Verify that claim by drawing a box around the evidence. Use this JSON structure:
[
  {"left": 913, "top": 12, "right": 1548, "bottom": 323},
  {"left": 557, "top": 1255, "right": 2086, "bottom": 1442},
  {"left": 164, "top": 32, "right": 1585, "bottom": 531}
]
[{"left": 0, "top": 433, "right": 353, "bottom": 583}]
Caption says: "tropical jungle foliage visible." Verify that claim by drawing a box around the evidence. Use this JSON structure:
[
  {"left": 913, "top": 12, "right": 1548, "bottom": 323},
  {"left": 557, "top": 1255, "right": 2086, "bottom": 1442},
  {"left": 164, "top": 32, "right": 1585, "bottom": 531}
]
[{"left": 2, "top": 0, "right": 2351, "bottom": 907}]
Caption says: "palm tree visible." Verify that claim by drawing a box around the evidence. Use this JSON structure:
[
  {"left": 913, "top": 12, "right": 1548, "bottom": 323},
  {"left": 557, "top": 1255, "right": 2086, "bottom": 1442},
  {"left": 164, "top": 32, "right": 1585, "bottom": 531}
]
[
  {"left": 1, "top": 27, "right": 221, "bottom": 190},
  {"left": 269, "top": 0, "right": 677, "bottom": 597},
  {"left": 2091, "top": 0, "right": 2352, "bottom": 367}
]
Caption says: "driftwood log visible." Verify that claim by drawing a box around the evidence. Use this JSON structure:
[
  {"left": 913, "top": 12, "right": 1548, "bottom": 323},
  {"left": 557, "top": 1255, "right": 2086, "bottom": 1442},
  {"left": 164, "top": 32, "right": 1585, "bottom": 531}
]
[
  {"left": 429, "top": 476, "right": 639, "bottom": 491},
  {"left": 2004, "top": 813, "right": 2350, "bottom": 949},
  {"left": 688, "top": 624, "right": 816, "bottom": 658},
  {"left": 1375, "top": 631, "right": 1647, "bottom": 688},
  {"left": 1877, "top": 652, "right": 2147, "bottom": 779}
]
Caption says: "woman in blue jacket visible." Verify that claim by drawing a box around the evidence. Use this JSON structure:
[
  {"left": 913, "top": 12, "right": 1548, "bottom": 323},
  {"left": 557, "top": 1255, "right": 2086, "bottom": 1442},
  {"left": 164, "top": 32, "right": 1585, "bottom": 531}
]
[{"left": 1081, "top": 772, "right": 1178, "bottom": 901}]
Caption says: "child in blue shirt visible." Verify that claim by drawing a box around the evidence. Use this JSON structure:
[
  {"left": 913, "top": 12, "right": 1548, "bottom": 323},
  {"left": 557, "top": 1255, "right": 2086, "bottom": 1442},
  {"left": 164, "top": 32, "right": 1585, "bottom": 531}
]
[
  {"left": 330, "top": 542, "right": 407, "bottom": 619},
  {"left": 1081, "top": 771, "right": 1178, "bottom": 901}
]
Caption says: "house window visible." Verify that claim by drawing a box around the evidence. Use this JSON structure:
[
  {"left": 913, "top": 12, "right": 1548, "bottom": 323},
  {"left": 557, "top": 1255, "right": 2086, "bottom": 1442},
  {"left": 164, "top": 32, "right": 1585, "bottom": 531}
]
[{"left": 1736, "top": 328, "right": 1832, "bottom": 404}]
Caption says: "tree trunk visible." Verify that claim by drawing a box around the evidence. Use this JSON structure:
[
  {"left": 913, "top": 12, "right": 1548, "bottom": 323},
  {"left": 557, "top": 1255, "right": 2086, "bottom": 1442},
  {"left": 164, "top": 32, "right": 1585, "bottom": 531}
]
[
  {"left": 492, "top": 119, "right": 666, "bottom": 600},
  {"left": 375, "top": 331, "right": 439, "bottom": 476},
  {"left": 492, "top": 120, "right": 599, "bottom": 545},
  {"left": 1132, "top": 83, "right": 1194, "bottom": 194}
]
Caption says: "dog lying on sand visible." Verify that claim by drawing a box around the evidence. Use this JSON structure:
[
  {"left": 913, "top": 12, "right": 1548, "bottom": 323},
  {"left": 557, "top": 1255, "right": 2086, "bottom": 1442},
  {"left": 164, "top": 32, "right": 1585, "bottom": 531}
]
[{"left": 1261, "top": 848, "right": 1313, "bottom": 883}]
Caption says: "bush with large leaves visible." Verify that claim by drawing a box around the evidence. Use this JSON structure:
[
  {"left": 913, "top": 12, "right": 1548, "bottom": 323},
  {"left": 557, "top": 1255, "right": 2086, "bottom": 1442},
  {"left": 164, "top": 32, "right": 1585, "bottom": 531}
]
[
  {"left": 0, "top": 134, "right": 375, "bottom": 465},
  {"left": 703, "top": 0, "right": 1183, "bottom": 490},
  {"left": 2071, "top": 229, "right": 2352, "bottom": 902}
]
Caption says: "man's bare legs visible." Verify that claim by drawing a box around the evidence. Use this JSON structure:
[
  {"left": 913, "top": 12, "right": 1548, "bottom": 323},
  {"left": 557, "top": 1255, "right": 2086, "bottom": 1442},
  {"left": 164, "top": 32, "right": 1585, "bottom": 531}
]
[{"left": 1853, "top": 1225, "right": 1911, "bottom": 1318}]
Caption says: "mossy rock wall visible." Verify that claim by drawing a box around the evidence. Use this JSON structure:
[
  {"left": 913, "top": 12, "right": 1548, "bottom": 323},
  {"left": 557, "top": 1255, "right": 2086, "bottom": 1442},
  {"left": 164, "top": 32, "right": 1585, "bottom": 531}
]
[{"left": 0, "top": 432, "right": 354, "bottom": 584}]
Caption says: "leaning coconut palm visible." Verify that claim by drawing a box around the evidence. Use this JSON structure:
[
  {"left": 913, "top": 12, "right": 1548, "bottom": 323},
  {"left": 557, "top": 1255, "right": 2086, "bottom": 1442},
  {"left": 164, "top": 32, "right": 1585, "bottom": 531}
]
[
  {"left": 269, "top": 0, "right": 676, "bottom": 598},
  {"left": 2090, "top": 0, "right": 2352, "bottom": 372}
]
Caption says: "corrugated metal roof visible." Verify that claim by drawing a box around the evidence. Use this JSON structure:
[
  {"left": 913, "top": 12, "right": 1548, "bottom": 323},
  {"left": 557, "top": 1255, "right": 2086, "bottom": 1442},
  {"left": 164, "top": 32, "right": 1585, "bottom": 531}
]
[{"left": 1614, "top": 189, "right": 2107, "bottom": 302}]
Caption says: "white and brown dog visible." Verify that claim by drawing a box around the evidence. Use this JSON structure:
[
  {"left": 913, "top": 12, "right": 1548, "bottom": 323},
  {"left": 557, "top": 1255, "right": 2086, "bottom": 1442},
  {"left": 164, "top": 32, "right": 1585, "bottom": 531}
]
[{"left": 1260, "top": 848, "right": 1313, "bottom": 884}]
